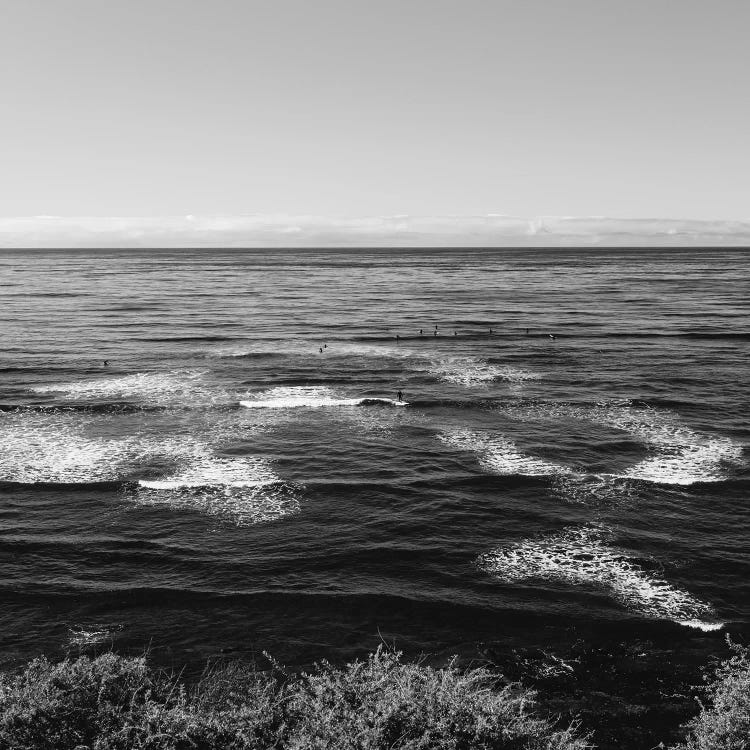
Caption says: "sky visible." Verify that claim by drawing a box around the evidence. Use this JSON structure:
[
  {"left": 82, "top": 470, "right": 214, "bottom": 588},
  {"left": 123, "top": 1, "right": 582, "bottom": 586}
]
[{"left": 1, "top": 0, "right": 749, "bottom": 245}]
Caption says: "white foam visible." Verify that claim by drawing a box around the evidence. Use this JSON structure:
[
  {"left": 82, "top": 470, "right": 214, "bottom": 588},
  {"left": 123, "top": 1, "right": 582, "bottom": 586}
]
[
  {"left": 478, "top": 526, "right": 722, "bottom": 629},
  {"left": 0, "top": 412, "right": 259, "bottom": 487},
  {"left": 584, "top": 407, "right": 742, "bottom": 485},
  {"left": 439, "top": 428, "right": 642, "bottom": 505},
  {"left": 500, "top": 402, "right": 743, "bottom": 486},
  {"left": 425, "top": 356, "right": 540, "bottom": 387},
  {"left": 32, "top": 370, "right": 225, "bottom": 405},
  {"left": 240, "top": 386, "right": 406, "bottom": 409},
  {"left": 678, "top": 619, "right": 725, "bottom": 632},
  {"left": 136, "top": 481, "right": 300, "bottom": 526},
  {"left": 439, "top": 429, "right": 571, "bottom": 477},
  {"left": 138, "top": 455, "right": 278, "bottom": 489},
  {"left": 136, "top": 452, "right": 300, "bottom": 526},
  {"left": 0, "top": 415, "right": 141, "bottom": 483},
  {"left": 621, "top": 438, "right": 743, "bottom": 485},
  {"left": 67, "top": 624, "right": 121, "bottom": 647},
  {"left": 551, "top": 473, "right": 637, "bottom": 505},
  {"left": 0, "top": 412, "right": 300, "bottom": 524}
]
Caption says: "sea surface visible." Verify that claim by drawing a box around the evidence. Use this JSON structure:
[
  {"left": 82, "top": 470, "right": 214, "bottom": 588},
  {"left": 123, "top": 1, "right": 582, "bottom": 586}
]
[{"left": 1, "top": 247, "right": 748, "bottom": 744}]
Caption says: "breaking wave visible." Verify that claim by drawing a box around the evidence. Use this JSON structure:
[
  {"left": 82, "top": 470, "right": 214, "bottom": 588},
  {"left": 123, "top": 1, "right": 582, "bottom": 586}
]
[
  {"left": 478, "top": 525, "right": 722, "bottom": 630},
  {"left": 136, "top": 452, "right": 301, "bottom": 526},
  {"left": 138, "top": 455, "right": 278, "bottom": 489},
  {"left": 136, "top": 481, "right": 300, "bottom": 527},
  {"left": 240, "top": 386, "right": 406, "bottom": 409}
]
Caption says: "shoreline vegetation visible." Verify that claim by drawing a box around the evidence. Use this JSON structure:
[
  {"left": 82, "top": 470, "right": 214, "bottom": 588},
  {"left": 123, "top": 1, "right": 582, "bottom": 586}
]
[{"left": 0, "top": 642, "right": 746, "bottom": 749}]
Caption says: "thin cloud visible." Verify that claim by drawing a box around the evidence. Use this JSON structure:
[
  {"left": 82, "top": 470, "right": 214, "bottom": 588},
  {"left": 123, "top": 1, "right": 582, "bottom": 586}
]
[{"left": 1, "top": 215, "right": 749, "bottom": 248}]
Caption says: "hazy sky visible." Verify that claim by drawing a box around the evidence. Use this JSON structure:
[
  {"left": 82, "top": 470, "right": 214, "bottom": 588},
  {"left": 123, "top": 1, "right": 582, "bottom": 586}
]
[{"left": 1, "top": 0, "right": 749, "bottom": 223}]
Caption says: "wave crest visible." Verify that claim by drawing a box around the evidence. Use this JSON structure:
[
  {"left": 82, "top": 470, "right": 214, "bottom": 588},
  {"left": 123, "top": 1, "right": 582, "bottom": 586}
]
[{"left": 240, "top": 386, "right": 405, "bottom": 409}]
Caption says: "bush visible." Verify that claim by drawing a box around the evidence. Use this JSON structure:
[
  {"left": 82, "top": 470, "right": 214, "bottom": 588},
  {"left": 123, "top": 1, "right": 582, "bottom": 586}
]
[
  {"left": 286, "top": 647, "right": 587, "bottom": 749},
  {"left": 0, "top": 647, "right": 589, "bottom": 750},
  {"left": 673, "top": 638, "right": 750, "bottom": 750}
]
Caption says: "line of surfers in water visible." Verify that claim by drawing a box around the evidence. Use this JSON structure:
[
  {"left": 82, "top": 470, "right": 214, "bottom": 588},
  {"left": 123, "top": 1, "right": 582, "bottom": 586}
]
[
  {"left": 315, "top": 326, "right": 558, "bottom": 403},
  {"left": 316, "top": 326, "right": 557, "bottom": 355}
]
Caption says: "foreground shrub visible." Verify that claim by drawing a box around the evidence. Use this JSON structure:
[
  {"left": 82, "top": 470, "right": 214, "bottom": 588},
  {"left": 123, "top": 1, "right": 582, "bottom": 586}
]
[
  {"left": 0, "top": 646, "right": 589, "bottom": 749},
  {"left": 286, "top": 648, "right": 588, "bottom": 749},
  {"left": 673, "top": 638, "right": 750, "bottom": 750},
  {"left": 0, "top": 653, "right": 282, "bottom": 750}
]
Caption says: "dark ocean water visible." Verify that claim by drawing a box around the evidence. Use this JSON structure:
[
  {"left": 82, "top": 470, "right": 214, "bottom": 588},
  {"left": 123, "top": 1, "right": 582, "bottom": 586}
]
[{"left": 1, "top": 247, "right": 748, "bottom": 745}]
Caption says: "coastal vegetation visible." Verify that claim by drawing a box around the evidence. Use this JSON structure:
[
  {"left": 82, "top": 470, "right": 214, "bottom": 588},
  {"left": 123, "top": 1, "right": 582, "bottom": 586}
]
[
  {"left": 675, "top": 638, "right": 750, "bottom": 750},
  {"left": 0, "top": 646, "right": 587, "bottom": 750},
  {"left": 0, "top": 640, "right": 747, "bottom": 749}
]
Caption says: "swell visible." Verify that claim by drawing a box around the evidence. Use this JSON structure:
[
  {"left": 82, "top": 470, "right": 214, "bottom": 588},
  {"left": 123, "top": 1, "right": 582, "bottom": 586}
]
[
  {"left": 8, "top": 474, "right": 745, "bottom": 497},
  {"left": 133, "top": 335, "right": 245, "bottom": 343},
  {"left": 0, "top": 403, "right": 168, "bottom": 414},
  {"left": 0, "top": 479, "right": 123, "bottom": 492},
  {"left": 346, "top": 331, "right": 750, "bottom": 341},
  {"left": 0, "top": 584, "right": 660, "bottom": 624}
]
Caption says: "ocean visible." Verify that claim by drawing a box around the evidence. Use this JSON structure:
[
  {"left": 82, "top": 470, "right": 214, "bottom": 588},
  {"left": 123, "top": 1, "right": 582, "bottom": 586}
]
[{"left": 1, "top": 247, "right": 748, "bottom": 745}]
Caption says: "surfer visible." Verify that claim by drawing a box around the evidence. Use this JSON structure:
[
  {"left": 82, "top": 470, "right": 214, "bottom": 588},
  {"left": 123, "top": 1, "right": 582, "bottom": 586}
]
[
  {"left": 526, "top": 328, "right": 529, "bottom": 335},
  {"left": 489, "top": 328, "right": 493, "bottom": 335},
  {"left": 103, "top": 360, "right": 109, "bottom": 366},
  {"left": 396, "top": 334, "right": 400, "bottom": 342},
  {"left": 419, "top": 329, "right": 423, "bottom": 336},
  {"left": 397, "top": 390, "right": 403, "bottom": 401},
  {"left": 548, "top": 334, "right": 556, "bottom": 340},
  {"left": 319, "top": 347, "right": 323, "bottom": 353}
]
